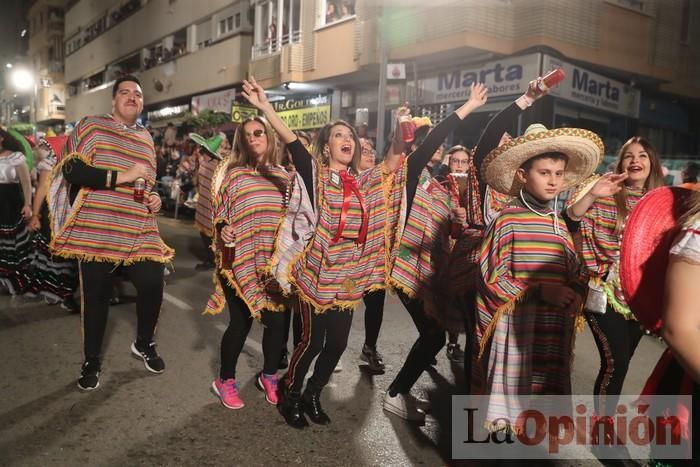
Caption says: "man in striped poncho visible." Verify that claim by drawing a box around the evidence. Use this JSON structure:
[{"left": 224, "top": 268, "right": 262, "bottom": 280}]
[{"left": 49, "top": 75, "right": 174, "bottom": 391}]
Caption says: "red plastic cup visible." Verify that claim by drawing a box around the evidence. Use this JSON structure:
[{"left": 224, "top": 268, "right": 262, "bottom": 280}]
[
  {"left": 221, "top": 243, "right": 235, "bottom": 270},
  {"left": 399, "top": 116, "right": 416, "bottom": 143},
  {"left": 133, "top": 178, "right": 145, "bottom": 203},
  {"left": 538, "top": 68, "right": 566, "bottom": 91}
]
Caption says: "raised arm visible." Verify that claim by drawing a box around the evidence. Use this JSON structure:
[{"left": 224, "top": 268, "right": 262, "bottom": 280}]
[
  {"left": 242, "top": 77, "right": 296, "bottom": 144},
  {"left": 242, "top": 77, "right": 313, "bottom": 202},
  {"left": 473, "top": 78, "right": 553, "bottom": 197},
  {"left": 407, "top": 82, "right": 488, "bottom": 181}
]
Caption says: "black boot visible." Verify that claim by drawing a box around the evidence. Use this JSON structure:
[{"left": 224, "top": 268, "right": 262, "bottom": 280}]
[
  {"left": 278, "top": 350, "right": 289, "bottom": 370},
  {"left": 278, "top": 386, "right": 308, "bottom": 429},
  {"left": 302, "top": 386, "right": 331, "bottom": 425}
]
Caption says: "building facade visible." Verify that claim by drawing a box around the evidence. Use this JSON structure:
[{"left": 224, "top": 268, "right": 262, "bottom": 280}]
[
  {"left": 63, "top": 0, "right": 253, "bottom": 127},
  {"left": 28, "top": 0, "right": 70, "bottom": 130},
  {"left": 60, "top": 0, "right": 699, "bottom": 159},
  {"left": 246, "top": 0, "right": 699, "bottom": 158}
]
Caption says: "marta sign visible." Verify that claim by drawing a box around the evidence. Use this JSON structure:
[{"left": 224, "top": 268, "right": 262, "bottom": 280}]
[
  {"left": 543, "top": 54, "right": 640, "bottom": 118},
  {"left": 418, "top": 53, "right": 541, "bottom": 103}
]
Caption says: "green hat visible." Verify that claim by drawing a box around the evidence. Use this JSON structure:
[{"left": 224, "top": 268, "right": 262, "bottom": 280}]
[{"left": 189, "top": 132, "right": 223, "bottom": 160}]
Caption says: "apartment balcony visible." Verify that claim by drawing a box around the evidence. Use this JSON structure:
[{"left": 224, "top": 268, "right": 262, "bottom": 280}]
[
  {"left": 66, "top": 34, "right": 251, "bottom": 121},
  {"left": 251, "top": 16, "right": 361, "bottom": 87}
]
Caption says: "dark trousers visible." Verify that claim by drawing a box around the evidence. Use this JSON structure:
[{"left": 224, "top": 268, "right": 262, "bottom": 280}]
[
  {"left": 586, "top": 308, "right": 644, "bottom": 415},
  {"left": 363, "top": 289, "right": 385, "bottom": 349},
  {"left": 219, "top": 281, "right": 287, "bottom": 379},
  {"left": 282, "top": 306, "right": 302, "bottom": 353},
  {"left": 79, "top": 260, "right": 164, "bottom": 361},
  {"left": 200, "top": 233, "right": 214, "bottom": 263},
  {"left": 283, "top": 299, "right": 353, "bottom": 394},
  {"left": 388, "top": 291, "right": 446, "bottom": 395}
]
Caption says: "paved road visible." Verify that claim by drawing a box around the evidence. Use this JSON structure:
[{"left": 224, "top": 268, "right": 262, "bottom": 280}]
[{"left": 0, "top": 216, "right": 665, "bottom": 466}]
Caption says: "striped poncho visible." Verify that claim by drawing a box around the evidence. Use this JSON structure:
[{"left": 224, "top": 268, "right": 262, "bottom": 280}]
[
  {"left": 389, "top": 167, "right": 451, "bottom": 303},
  {"left": 580, "top": 188, "right": 643, "bottom": 319},
  {"left": 194, "top": 154, "right": 221, "bottom": 237},
  {"left": 287, "top": 164, "right": 393, "bottom": 312},
  {"left": 204, "top": 165, "right": 289, "bottom": 318},
  {"left": 475, "top": 201, "right": 584, "bottom": 431},
  {"left": 49, "top": 115, "right": 173, "bottom": 265}
]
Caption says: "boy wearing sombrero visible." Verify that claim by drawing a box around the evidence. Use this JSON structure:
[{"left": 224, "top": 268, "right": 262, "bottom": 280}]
[{"left": 475, "top": 123, "right": 603, "bottom": 432}]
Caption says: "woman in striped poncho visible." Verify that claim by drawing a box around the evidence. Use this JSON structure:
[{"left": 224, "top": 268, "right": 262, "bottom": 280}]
[
  {"left": 243, "top": 76, "right": 398, "bottom": 428},
  {"left": 567, "top": 136, "right": 665, "bottom": 428},
  {"left": 205, "top": 116, "right": 290, "bottom": 410}
]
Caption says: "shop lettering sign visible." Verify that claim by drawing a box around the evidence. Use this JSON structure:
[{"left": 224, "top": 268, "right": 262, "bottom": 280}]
[
  {"left": 419, "top": 53, "right": 540, "bottom": 103},
  {"left": 543, "top": 54, "right": 640, "bottom": 118}
]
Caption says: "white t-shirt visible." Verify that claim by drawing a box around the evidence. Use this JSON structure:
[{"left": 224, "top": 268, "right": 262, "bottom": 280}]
[
  {"left": 670, "top": 219, "right": 700, "bottom": 264},
  {"left": 0, "top": 152, "right": 26, "bottom": 183}
]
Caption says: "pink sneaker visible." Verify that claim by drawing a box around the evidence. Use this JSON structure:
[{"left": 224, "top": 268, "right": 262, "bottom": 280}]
[
  {"left": 256, "top": 372, "right": 279, "bottom": 405},
  {"left": 212, "top": 378, "right": 244, "bottom": 409}
]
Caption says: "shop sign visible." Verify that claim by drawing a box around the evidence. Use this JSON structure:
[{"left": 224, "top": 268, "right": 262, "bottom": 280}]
[
  {"left": 271, "top": 95, "right": 331, "bottom": 130},
  {"left": 191, "top": 88, "right": 238, "bottom": 114},
  {"left": 419, "top": 53, "right": 540, "bottom": 104},
  {"left": 230, "top": 104, "right": 259, "bottom": 123},
  {"left": 147, "top": 104, "right": 189, "bottom": 121},
  {"left": 543, "top": 55, "right": 640, "bottom": 118}
]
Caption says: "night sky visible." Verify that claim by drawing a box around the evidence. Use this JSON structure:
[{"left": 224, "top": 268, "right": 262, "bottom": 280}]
[{"left": 0, "top": 0, "right": 30, "bottom": 68}]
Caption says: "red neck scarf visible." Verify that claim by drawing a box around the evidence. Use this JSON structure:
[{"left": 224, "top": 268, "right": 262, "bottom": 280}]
[{"left": 332, "top": 170, "right": 368, "bottom": 244}]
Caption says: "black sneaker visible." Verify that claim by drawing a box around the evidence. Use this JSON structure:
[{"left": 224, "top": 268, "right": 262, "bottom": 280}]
[
  {"left": 77, "top": 359, "right": 101, "bottom": 391},
  {"left": 446, "top": 343, "right": 465, "bottom": 363},
  {"left": 130, "top": 341, "right": 165, "bottom": 374},
  {"left": 278, "top": 350, "right": 289, "bottom": 370},
  {"left": 360, "top": 344, "right": 385, "bottom": 373}
]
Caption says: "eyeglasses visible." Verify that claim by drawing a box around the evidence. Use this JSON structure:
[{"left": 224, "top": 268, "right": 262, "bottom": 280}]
[
  {"left": 361, "top": 148, "right": 375, "bottom": 156},
  {"left": 244, "top": 129, "right": 266, "bottom": 138}
]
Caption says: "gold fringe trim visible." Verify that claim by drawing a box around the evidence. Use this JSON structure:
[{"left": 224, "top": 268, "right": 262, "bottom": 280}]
[
  {"left": 49, "top": 250, "right": 174, "bottom": 265},
  {"left": 477, "top": 287, "right": 534, "bottom": 360},
  {"left": 203, "top": 272, "right": 227, "bottom": 316},
  {"left": 386, "top": 275, "right": 419, "bottom": 301}
]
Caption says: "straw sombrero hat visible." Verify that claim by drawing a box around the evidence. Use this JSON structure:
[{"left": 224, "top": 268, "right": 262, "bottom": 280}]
[
  {"left": 481, "top": 123, "right": 604, "bottom": 196},
  {"left": 189, "top": 132, "right": 223, "bottom": 161},
  {"left": 620, "top": 186, "right": 696, "bottom": 333}
]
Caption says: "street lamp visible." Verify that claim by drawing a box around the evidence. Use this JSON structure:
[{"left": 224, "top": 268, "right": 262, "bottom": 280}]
[
  {"left": 9, "top": 67, "right": 37, "bottom": 137},
  {"left": 11, "top": 68, "right": 34, "bottom": 92}
]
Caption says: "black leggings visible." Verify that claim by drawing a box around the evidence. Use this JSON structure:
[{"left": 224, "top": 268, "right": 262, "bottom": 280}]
[
  {"left": 363, "top": 289, "right": 385, "bottom": 349},
  {"left": 283, "top": 299, "right": 353, "bottom": 394},
  {"left": 79, "top": 260, "right": 164, "bottom": 361},
  {"left": 586, "top": 309, "right": 644, "bottom": 416},
  {"left": 282, "top": 306, "right": 302, "bottom": 352},
  {"left": 200, "top": 233, "right": 214, "bottom": 263},
  {"left": 219, "top": 281, "right": 287, "bottom": 379},
  {"left": 388, "top": 291, "right": 446, "bottom": 395}
]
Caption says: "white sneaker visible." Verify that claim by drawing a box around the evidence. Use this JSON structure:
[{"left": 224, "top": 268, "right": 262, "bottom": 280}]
[
  {"left": 333, "top": 360, "right": 343, "bottom": 373},
  {"left": 383, "top": 391, "right": 426, "bottom": 422}
]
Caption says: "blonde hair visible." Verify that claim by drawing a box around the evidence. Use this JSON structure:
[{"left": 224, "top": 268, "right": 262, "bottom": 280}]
[
  {"left": 312, "top": 121, "right": 361, "bottom": 174},
  {"left": 681, "top": 191, "right": 700, "bottom": 227},
  {"left": 613, "top": 136, "right": 665, "bottom": 232},
  {"left": 231, "top": 117, "right": 280, "bottom": 168}
]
